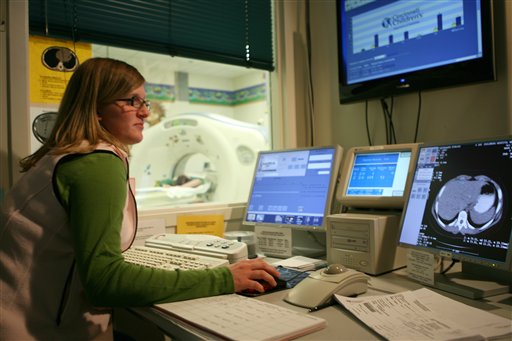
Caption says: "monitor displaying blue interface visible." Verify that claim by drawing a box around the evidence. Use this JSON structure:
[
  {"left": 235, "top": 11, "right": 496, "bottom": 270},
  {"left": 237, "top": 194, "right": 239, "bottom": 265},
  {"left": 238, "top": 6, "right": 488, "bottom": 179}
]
[
  {"left": 399, "top": 138, "right": 512, "bottom": 271},
  {"left": 244, "top": 146, "right": 343, "bottom": 230},
  {"left": 337, "top": 143, "right": 419, "bottom": 209},
  {"left": 337, "top": 0, "right": 495, "bottom": 103}
]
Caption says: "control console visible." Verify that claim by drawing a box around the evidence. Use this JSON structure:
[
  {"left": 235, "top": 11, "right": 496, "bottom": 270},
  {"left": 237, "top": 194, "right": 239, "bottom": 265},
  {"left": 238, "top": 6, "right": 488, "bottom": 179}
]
[{"left": 145, "top": 233, "right": 248, "bottom": 263}]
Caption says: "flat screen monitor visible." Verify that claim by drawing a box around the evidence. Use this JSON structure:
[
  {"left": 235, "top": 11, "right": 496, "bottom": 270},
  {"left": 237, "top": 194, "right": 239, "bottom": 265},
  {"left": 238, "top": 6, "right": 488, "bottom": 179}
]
[
  {"left": 244, "top": 145, "right": 343, "bottom": 230},
  {"left": 398, "top": 137, "right": 512, "bottom": 298},
  {"left": 337, "top": 143, "right": 419, "bottom": 209},
  {"left": 337, "top": 0, "right": 496, "bottom": 103}
]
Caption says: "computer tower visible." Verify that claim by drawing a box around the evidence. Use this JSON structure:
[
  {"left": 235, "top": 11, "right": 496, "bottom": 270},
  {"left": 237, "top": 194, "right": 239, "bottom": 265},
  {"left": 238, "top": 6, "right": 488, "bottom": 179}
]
[{"left": 326, "top": 213, "right": 406, "bottom": 275}]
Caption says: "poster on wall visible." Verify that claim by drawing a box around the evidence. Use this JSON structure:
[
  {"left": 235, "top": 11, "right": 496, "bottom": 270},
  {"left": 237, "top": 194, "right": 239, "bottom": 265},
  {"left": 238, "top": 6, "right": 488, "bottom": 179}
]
[
  {"left": 29, "top": 35, "right": 92, "bottom": 105},
  {"left": 28, "top": 36, "right": 92, "bottom": 152}
]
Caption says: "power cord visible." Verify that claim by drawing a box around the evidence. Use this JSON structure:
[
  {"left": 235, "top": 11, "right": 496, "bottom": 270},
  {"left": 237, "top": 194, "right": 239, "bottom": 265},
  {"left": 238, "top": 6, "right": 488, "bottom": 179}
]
[
  {"left": 380, "top": 97, "right": 397, "bottom": 144},
  {"left": 365, "top": 100, "right": 372, "bottom": 146},
  {"left": 440, "top": 259, "right": 459, "bottom": 275},
  {"left": 366, "top": 92, "right": 422, "bottom": 145},
  {"left": 414, "top": 91, "right": 422, "bottom": 143}
]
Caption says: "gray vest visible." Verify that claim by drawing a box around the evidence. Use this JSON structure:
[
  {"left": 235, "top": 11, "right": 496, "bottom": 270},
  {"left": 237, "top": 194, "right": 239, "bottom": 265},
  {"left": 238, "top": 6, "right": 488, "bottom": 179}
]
[{"left": 0, "top": 144, "right": 137, "bottom": 341}]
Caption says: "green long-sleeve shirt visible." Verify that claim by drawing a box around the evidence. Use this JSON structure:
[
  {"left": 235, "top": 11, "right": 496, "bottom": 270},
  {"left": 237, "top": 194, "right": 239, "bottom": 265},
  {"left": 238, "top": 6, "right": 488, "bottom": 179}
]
[{"left": 54, "top": 151, "right": 234, "bottom": 307}]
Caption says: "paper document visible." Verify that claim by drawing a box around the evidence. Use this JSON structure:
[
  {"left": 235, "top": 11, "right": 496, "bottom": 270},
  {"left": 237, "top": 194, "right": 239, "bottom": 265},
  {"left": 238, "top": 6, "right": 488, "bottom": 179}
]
[
  {"left": 273, "top": 256, "right": 327, "bottom": 271},
  {"left": 156, "top": 294, "right": 326, "bottom": 341},
  {"left": 336, "top": 288, "right": 512, "bottom": 341}
]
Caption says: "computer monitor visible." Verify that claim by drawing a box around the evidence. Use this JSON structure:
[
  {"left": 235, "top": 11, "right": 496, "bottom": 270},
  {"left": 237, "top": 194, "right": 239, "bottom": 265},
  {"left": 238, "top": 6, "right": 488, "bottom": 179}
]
[
  {"left": 337, "top": 0, "right": 496, "bottom": 103},
  {"left": 337, "top": 143, "right": 420, "bottom": 210},
  {"left": 243, "top": 146, "right": 343, "bottom": 256},
  {"left": 398, "top": 137, "right": 512, "bottom": 298}
]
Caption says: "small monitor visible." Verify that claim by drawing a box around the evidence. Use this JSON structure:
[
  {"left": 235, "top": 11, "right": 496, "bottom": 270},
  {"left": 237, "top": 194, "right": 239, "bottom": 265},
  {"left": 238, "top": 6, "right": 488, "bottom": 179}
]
[
  {"left": 244, "top": 145, "right": 343, "bottom": 230},
  {"left": 399, "top": 137, "right": 512, "bottom": 298},
  {"left": 337, "top": 143, "right": 420, "bottom": 209}
]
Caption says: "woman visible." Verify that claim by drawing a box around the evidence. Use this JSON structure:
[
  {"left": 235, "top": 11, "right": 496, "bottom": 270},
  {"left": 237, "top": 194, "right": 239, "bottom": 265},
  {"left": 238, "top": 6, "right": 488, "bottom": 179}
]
[{"left": 0, "top": 57, "right": 279, "bottom": 341}]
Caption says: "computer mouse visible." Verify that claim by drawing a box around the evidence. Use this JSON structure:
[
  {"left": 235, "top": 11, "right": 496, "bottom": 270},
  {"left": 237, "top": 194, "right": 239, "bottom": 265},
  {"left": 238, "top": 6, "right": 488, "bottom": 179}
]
[
  {"left": 284, "top": 265, "right": 369, "bottom": 309},
  {"left": 261, "top": 277, "right": 287, "bottom": 291},
  {"left": 324, "top": 263, "right": 347, "bottom": 274},
  {"left": 239, "top": 276, "right": 287, "bottom": 297}
]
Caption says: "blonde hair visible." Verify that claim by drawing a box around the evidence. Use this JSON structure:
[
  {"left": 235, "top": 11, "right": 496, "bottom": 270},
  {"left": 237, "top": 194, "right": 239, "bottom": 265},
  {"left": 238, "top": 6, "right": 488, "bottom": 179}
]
[{"left": 20, "top": 57, "right": 145, "bottom": 172}]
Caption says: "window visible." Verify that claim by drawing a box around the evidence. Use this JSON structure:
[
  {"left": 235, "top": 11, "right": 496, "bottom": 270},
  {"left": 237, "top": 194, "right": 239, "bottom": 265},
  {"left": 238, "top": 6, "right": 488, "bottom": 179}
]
[
  {"left": 93, "top": 46, "right": 272, "bottom": 208},
  {"left": 28, "top": 0, "right": 275, "bottom": 209},
  {"left": 28, "top": 38, "right": 272, "bottom": 208},
  {"left": 29, "top": 0, "right": 274, "bottom": 70}
]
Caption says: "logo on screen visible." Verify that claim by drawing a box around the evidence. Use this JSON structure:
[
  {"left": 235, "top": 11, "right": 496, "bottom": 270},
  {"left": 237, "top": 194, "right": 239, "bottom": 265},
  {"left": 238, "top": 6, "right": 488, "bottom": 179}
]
[{"left": 382, "top": 8, "right": 423, "bottom": 29}]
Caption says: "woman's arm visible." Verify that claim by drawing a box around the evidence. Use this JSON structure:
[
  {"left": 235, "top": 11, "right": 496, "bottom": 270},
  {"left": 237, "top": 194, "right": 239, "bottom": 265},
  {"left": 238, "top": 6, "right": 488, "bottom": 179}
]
[{"left": 55, "top": 152, "right": 234, "bottom": 307}]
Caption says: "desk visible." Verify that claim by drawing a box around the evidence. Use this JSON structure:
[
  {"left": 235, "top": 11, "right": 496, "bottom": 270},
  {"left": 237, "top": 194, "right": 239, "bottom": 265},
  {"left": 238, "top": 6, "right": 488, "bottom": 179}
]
[{"left": 114, "top": 268, "right": 512, "bottom": 341}]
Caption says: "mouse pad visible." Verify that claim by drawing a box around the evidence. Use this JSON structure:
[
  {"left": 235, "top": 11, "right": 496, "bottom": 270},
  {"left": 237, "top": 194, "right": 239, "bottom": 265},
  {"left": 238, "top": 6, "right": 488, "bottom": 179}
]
[{"left": 276, "top": 266, "right": 310, "bottom": 288}]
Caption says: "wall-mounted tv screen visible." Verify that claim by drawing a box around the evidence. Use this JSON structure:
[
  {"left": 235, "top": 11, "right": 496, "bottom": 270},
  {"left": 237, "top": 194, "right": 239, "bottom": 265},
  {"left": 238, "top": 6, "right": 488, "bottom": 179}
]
[{"left": 337, "top": 0, "right": 496, "bottom": 103}]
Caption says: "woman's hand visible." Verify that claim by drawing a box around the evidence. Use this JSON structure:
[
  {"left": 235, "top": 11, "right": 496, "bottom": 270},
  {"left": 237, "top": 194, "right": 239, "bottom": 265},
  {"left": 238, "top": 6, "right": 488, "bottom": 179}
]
[{"left": 229, "top": 259, "right": 281, "bottom": 293}]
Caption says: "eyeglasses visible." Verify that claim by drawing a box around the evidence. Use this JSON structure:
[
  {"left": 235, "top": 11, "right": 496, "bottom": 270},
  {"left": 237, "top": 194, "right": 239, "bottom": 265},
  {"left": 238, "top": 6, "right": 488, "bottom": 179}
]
[{"left": 116, "top": 96, "right": 151, "bottom": 111}]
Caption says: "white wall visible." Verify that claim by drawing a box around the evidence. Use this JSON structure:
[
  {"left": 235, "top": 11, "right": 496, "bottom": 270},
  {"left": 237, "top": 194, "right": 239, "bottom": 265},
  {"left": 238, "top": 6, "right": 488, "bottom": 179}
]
[
  {"left": 1, "top": 1, "right": 30, "bottom": 187},
  {"left": 299, "top": 0, "right": 512, "bottom": 151}
]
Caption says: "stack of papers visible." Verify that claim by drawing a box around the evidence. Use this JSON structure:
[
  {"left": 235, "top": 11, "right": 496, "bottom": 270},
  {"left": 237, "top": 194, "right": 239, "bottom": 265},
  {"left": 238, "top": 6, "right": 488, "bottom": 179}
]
[
  {"left": 155, "top": 294, "right": 326, "bottom": 341},
  {"left": 336, "top": 288, "right": 512, "bottom": 341},
  {"left": 273, "top": 256, "right": 327, "bottom": 271}
]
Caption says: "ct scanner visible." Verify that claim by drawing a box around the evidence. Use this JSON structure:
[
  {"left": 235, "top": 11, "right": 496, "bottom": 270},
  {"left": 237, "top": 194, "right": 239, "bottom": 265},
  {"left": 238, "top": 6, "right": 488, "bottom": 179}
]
[{"left": 129, "top": 113, "right": 269, "bottom": 208}]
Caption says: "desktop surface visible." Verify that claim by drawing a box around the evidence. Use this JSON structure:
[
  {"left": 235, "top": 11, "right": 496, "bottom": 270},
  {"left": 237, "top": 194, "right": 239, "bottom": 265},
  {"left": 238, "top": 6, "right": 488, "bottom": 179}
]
[{"left": 119, "top": 265, "right": 512, "bottom": 341}]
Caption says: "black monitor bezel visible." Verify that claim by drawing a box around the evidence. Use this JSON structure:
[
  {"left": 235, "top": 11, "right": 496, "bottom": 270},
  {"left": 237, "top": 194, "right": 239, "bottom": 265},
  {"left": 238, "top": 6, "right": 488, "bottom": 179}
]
[
  {"left": 397, "top": 136, "right": 512, "bottom": 271},
  {"left": 337, "top": 0, "right": 496, "bottom": 104}
]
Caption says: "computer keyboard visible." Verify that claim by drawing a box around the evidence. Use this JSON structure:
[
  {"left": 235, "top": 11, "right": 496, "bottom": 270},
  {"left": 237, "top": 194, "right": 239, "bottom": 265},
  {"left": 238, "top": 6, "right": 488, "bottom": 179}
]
[{"left": 123, "top": 246, "right": 229, "bottom": 270}]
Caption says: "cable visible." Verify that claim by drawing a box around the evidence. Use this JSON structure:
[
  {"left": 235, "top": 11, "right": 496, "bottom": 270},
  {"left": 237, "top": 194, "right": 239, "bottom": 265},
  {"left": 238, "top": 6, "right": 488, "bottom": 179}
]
[
  {"left": 365, "top": 100, "right": 372, "bottom": 146},
  {"left": 380, "top": 97, "right": 397, "bottom": 144},
  {"left": 389, "top": 97, "right": 396, "bottom": 144},
  {"left": 414, "top": 91, "right": 422, "bottom": 143},
  {"left": 441, "top": 259, "right": 459, "bottom": 275},
  {"left": 307, "top": 231, "right": 326, "bottom": 248},
  {"left": 62, "top": 0, "right": 78, "bottom": 53},
  {"left": 380, "top": 98, "right": 390, "bottom": 144},
  {"left": 305, "top": 0, "right": 315, "bottom": 146},
  {"left": 388, "top": 97, "right": 396, "bottom": 144}
]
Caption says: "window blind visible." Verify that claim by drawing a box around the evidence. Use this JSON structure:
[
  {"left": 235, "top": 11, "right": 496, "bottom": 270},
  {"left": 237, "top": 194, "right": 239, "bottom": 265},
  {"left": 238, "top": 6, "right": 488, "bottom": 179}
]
[{"left": 29, "top": 0, "right": 274, "bottom": 70}]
